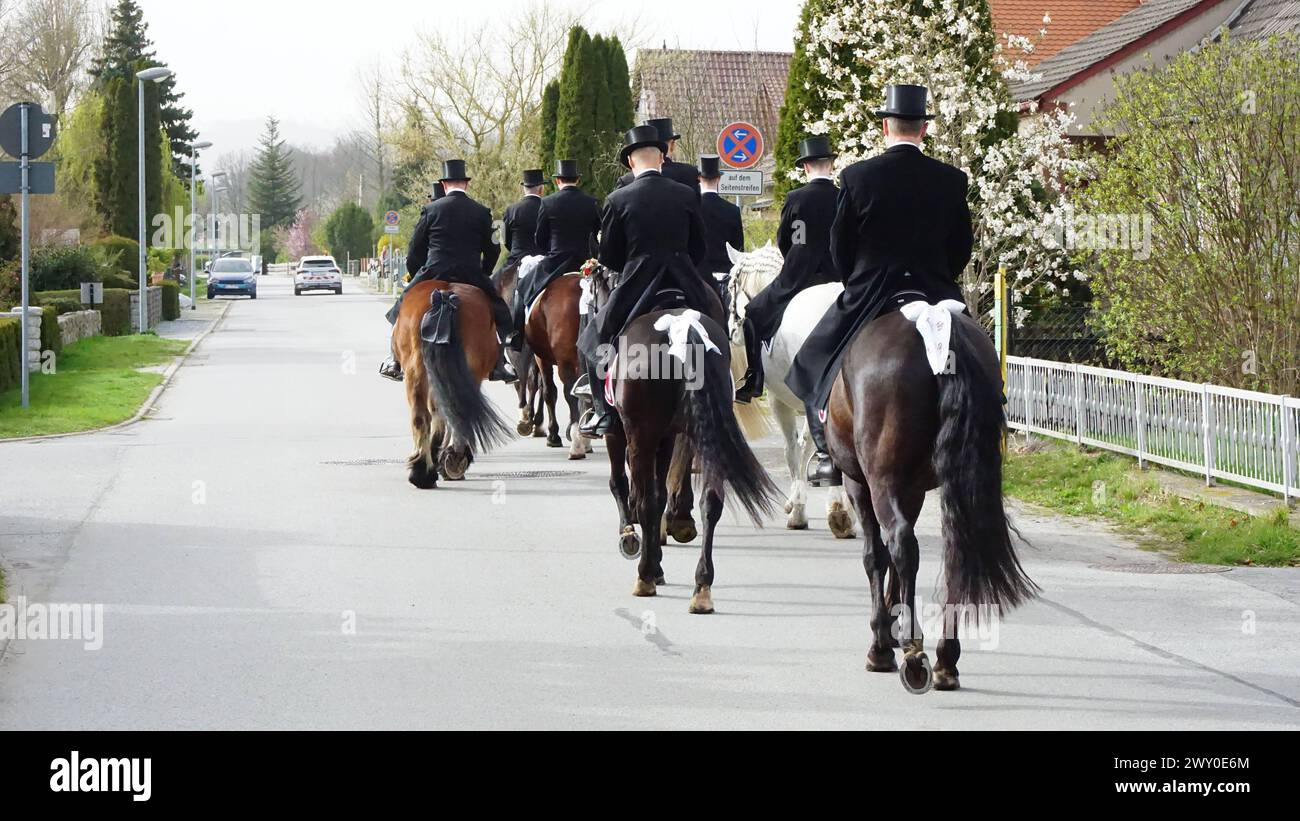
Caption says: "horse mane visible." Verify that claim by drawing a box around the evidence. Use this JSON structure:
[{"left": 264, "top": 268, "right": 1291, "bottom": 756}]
[{"left": 732, "top": 243, "right": 784, "bottom": 299}]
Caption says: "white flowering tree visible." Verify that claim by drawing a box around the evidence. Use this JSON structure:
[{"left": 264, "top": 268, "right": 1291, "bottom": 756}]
[{"left": 802, "top": 0, "right": 1091, "bottom": 323}]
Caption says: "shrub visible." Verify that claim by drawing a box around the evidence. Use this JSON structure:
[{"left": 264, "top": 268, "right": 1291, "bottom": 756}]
[
  {"left": 89, "top": 235, "right": 140, "bottom": 273},
  {"left": 0, "top": 258, "right": 18, "bottom": 306},
  {"left": 160, "top": 281, "right": 180, "bottom": 320},
  {"left": 39, "top": 307, "right": 61, "bottom": 357},
  {"left": 0, "top": 316, "right": 19, "bottom": 394},
  {"left": 103, "top": 272, "right": 139, "bottom": 290},
  {"left": 30, "top": 245, "right": 102, "bottom": 292},
  {"left": 36, "top": 296, "right": 85, "bottom": 317},
  {"left": 100, "top": 289, "right": 132, "bottom": 336}
]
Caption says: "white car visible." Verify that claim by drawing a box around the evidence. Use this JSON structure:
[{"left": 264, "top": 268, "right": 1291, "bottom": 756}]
[{"left": 294, "top": 256, "right": 343, "bottom": 296}]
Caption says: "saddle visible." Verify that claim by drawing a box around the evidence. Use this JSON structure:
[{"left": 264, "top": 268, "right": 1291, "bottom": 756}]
[{"left": 647, "top": 287, "right": 689, "bottom": 312}]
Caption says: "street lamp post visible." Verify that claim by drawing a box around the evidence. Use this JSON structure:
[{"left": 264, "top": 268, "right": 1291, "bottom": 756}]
[
  {"left": 211, "top": 171, "right": 228, "bottom": 262},
  {"left": 136, "top": 66, "right": 173, "bottom": 334},
  {"left": 190, "top": 140, "right": 213, "bottom": 310}
]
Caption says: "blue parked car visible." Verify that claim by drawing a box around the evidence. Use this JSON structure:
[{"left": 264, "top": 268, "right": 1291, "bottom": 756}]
[{"left": 207, "top": 258, "right": 258, "bottom": 300}]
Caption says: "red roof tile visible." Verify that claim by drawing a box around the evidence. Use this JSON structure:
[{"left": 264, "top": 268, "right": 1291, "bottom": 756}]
[{"left": 991, "top": 0, "right": 1143, "bottom": 64}]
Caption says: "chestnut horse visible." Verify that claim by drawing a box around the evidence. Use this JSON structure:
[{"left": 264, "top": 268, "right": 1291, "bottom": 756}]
[
  {"left": 587, "top": 264, "right": 779, "bottom": 614},
  {"left": 525, "top": 273, "right": 592, "bottom": 460},
  {"left": 393, "top": 280, "right": 512, "bottom": 489},
  {"left": 828, "top": 309, "right": 1038, "bottom": 694}
]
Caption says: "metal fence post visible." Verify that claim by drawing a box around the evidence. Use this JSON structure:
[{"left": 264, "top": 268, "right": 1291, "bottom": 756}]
[
  {"left": 1202, "top": 386, "right": 1216, "bottom": 487},
  {"left": 1135, "top": 379, "right": 1147, "bottom": 470}
]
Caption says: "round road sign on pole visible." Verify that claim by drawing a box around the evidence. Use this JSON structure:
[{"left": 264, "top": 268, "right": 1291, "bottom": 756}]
[
  {"left": 717, "top": 122, "right": 764, "bottom": 170},
  {"left": 0, "top": 103, "right": 56, "bottom": 160}
]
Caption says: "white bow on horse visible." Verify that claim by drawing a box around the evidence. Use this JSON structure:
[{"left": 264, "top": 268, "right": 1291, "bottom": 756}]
[{"left": 725, "top": 242, "right": 857, "bottom": 539}]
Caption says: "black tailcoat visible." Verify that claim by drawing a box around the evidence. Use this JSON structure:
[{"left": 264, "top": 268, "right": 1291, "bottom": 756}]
[
  {"left": 576, "top": 170, "right": 723, "bottom": 361},
  {"left": 517, "top": 186, "right": 601, "bottom": 310},
  {"left": 786, "top": 144, "right": 973, "bottom": 409},
  {"left": 700, "top": 191, "right": 745, "bottom": 296},
  {"left": 745, "top": 178, "right": 840, "bottom": 341},
  {"left": 388, "top": 190, "right": 511, "bottom": 335},
  {"left": 498, "top": 195, "right": 543, "bottom": 274},
  {"left": 615, "top": 158, "right": 701, "bottom": 200}
]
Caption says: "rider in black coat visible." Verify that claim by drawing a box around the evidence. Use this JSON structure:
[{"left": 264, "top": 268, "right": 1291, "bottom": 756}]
[
  {"left": 734, "top": 136, "right": 840, "bottom": 404},
  {"left": 379, "top": 160, "right": 515, "bottom": 383},
  {"left": 512, "top": 160, "right": 601, "bottom": 334},
  {"left": 614, "top": 118, "right": 701, "bottom": 200},
  {"left": 698, "top": 155, "right": 745, "bottom": 302},
  {"left": 576, "top": 126, "right": 723, "bottom": 438},
  {"left": 787, "top": 85, "right": 973, "bottom": 485},
  {"left": 497, "top": 169, "right": 545, "bottom": 275}
]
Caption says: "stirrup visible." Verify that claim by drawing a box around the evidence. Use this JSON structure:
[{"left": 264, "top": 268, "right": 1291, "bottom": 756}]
[
  {"left": 572, "top": 373, "right": 593, "bottom": 398},
  {"left": 807, "top": 453, "right": 843, "bottom": 488},
  {"left": 579, "top": 409, "right": 614, "bottom": 440},
  {"left": 490, "top": 360, "right": 518, "bottom": 384},
  {"left": 379, "top": 359, "right": 404, "bottom": 383}
]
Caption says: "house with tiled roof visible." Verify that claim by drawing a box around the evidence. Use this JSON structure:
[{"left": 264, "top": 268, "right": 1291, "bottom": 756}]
[
  {"left": 1009, "top": 0, "right": 1295, "bottom": 137},
  {"left": 631, "top": 48, "right": 791, "bottom": 192},
  {"left": 990, "top": 0, "right": 1143, "bottom": 65}
]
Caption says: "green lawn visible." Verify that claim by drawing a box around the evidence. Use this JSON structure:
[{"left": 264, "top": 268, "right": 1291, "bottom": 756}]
[
  {"left": 1004, "top": 441, "right": 1300, "bottom": 567},
  {"left": 0, "top": 334, "right": 190, "bottom": 440}
]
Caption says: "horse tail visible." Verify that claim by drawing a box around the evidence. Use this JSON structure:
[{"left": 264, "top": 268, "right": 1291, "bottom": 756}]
[
  {"left": 682, "top": 320, "right": 780, "bottom": 525},
  {"left": 934, "top": 319, "right": 1038, "bottom": 614},
  {"left": 420, "top": 289, "right": 512, "bottom": 453}
]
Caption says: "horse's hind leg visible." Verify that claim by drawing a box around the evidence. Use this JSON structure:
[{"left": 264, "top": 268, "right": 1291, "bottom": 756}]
[
  {"left": 690, "top": 466, "right": 725, "bottom": 615},
  {"left": 628, "top": 435, "right": 665, "bottom": 597},
  {"left": 662, "top": 436, "right": 698, "bottom": 545},
  {"left": 774, "top": 400, "right": 808, "bottom": 529},
  {"left": 406, "top": 366, "right": 438, "bottom": 490},
  {"left": 845, "top": 475, "right": 894, "bottom": 672},
  {"left": 873, "top": 482, "right": 932, "bottom": 695},
  {"left": 542, "top": 361, "right": 563, "bottom": 448},
  {"left": 560, "top": 363, "right": 587, "bottom": 460},
  {"left": 530, "top": 363, "right": 547, "bottom": 439},
  {"left": 606, "top": 430, "right": 639, "bottom": 560}
]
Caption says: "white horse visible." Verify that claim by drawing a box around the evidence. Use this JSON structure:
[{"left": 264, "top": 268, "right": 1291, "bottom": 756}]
[{"left": 726, "top": 243, "right": 857, "bottom": 539}]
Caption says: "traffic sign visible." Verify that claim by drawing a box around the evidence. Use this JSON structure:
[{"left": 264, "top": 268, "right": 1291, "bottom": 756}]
[
  {"left": 0, "top": 103, "right": 56, "bottom": 160},
  {"left": 384, "top": 210, "right": 400, "bottom": 226},
  {"left": 384, "top": 225, "right": 400, "bottom": 235},
  {"left": 718, "top": 170, "right": 764, "bottom": 198},
  {"left": 0, "top": 161, "right": 54, "bottom": 194},
  {"left": 717, "top": 122, "right": 764, "bottom": 170}
]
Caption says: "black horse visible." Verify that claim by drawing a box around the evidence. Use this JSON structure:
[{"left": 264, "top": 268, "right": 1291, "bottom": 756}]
[
  {"left": 586, "top": 263, "right": 779, "bottom": 613},
  {"left": 828, "top": 309, "right": 1038, "bottom": 694}
]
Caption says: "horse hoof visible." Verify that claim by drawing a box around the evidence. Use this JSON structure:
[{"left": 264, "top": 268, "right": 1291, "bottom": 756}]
[
  {"left": 441, "top": 452, "right": 470, "bottom": 482},
  {"left": 568, "top": 452, "right": 586, "bottom": 461},
  {"left": 828, "top": 510, "right": 857, "bottom": 540},
  {"left": 784, "top": 501, "right": 794, "bottom": 515},
  {"left": 408, "top": 471, "right": 438, "bottom": 491},
  {"left": 656, "top": 575, "right": 667, "bottom": 587},
  {"left": 547, "top": 439, "right": 563, "bottom": 449},
  {"left": 866, "top": 650, "right": 898, "bottom": 674},
  {"left": 619, "top": 528, "right": 641, "bottom": 561},
  {"left": 689, "top": 586, "right": 715, "bottom": 615},
  {"left": 934, "top": 669, "right": 961, "bottom": 692},
  {"left": 516, "top": 421, "right": 534, "bottom": 437},
  {"left": 532, "top": 427, "right": 546, "bottom": 439},
  {"left": 900, "top": 653, "right": 934, "bottom": 696},
  {"left": 669, "top": 520, "right": 698, "bottom": 544},
  {"left": 633, "top": 579, "right": 657, "bottom": 598},
  {"left": 786, "top": 519, "right": 809, "bottom": 531}
]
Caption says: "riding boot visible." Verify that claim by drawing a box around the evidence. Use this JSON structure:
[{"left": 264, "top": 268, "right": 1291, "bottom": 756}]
[
  {"left": 735, "top": 318, "right": 766, "bottom": 404},
  {"left": 379, "top": 338, "right": 403, "bottom": 382},
  {"left": 579, "top": 362, "right": 617, "bottom": 439},
  {"left": 489, "top": 346, "right": 518, "bottom": 384},
  {"left": 806, "top": 403, "right": 842, "bottom": 488}
]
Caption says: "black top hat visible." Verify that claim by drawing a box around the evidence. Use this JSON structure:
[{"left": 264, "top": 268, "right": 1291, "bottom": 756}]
[
  {"left": 795, "top": 136, "right": 836, "bottom": 168},
  {"left": 618, "top": 125, "right": 668, "bottom": 169},
  {"left": 699, "top": 155, "right": 723, "bottom": 180},
  {"left": 521, "top": 169, "right": 546, "bottom": 188},
  {"left": 439, "top": 159, "right": 471, "bottom": 182},
  {"left": 554, "top": 159, "right": 581, "bottom": 180},
  {"left": 645, "top": 118, "right": 681, "bottom": 142},
  {"left": 875, "top": 84, "right": 935, "bottom": 120},
  {"left": 431, "top": 182, "right": 446, "bottom": 201}
]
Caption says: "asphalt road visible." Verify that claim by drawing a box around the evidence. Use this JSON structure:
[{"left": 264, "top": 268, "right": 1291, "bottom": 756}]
[{"left": 1, "top": 275, "right": 1297, "bottom": 730}]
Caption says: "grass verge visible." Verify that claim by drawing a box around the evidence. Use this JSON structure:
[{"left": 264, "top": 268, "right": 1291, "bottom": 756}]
[
  {"left": 0, "top": 334, "right": 190, "bottom": 440},
  {"left": 1004, "top": 440, "right": 1299, "bottom": 567}
]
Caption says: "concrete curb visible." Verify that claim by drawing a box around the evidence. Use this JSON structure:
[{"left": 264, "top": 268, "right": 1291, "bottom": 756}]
[{"left": 0, "top": 300, "right": 234, "bottom": 446}]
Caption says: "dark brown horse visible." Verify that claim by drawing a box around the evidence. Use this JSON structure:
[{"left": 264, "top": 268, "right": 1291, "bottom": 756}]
[
  {"left": 587, "top": 264, "right": 779, "bottom": 613},
  {"left": 525, "top": 273, "right": 591, "bottom": 460},
  {"left": 827, "top": 309, "right": 1038, "bottom": 694},
  {"left": 493, "top": 262, "right": 544, "bottom": 437},
  {"left": 393, "top": 280, "right": 512, "bottom": 489}
]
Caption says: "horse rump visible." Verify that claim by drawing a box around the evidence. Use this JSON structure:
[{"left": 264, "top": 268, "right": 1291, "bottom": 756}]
[
  {"left": 934, "top": 318, "right": 1038, "bottom": 614},
  {"left": 420, "top": 288, "right": 512, "bottom": 454}
]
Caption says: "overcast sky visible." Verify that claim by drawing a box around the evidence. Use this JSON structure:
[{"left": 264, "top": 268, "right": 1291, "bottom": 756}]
[{"left": 136, "top": 0, "right": 802, "bottom": 158}]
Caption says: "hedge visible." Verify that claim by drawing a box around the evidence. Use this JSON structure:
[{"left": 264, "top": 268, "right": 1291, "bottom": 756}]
[
  {"left": 89, "top": 235, "right": 140, "bottom": 275},
  {"left": 40, "top": 308, "right": 60, "bottom": 357},
  {"left": 35, "top": 288, "right": 131, "bottom": 337},
  {"left": 0, "top": 316, "right": 19, "bottom": 394},
  {"left": 160, "top": 281, "right": 180, "bottom": 320}
]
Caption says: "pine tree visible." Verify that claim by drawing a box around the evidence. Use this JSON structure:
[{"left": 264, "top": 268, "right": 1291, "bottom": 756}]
[
  {"left": 248, "top": 117, "right": 303, "bottom": 230},
  {"left": 539, "top": 80, "right": 560, "bottom": 174},
  {"left": 93, "top": 71, "right": 163, "bottom": 239},
  {"left": 91, "top": 0, "right": 196, "bottom": 186},
  {"left": 604, "top": 37, "right": 634, "bottom": 133},
  {"left": 551, "top": 28, "right": 633, "bottom": 200},
  {"left": 554, "top": 27, "right": 598, "bottom": 185}
]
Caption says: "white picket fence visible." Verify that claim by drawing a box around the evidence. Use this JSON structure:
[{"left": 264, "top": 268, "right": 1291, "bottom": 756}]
[{"left": 1005, "top": 357, "right": 1299, "bottom": 501}]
